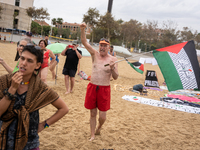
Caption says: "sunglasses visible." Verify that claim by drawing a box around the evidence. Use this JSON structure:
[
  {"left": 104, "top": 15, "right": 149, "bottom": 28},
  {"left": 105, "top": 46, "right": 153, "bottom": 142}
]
[
  {"left": 100, "top": 38, "right": 109, "bottom": 43},
  {"left": 19, "top": 45, "right": 25, "bottom": 48}
]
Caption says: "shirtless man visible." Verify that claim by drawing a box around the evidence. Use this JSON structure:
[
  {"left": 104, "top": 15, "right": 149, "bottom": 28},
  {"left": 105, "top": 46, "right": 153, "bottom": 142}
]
[{"left": 80, "top": 23, "right": 119, "bottom": 141}]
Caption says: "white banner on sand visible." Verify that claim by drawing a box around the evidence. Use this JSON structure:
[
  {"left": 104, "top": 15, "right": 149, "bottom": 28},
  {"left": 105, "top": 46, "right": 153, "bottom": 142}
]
[{"left": 122, "top": 95, "right": 200, "bottom": 114}]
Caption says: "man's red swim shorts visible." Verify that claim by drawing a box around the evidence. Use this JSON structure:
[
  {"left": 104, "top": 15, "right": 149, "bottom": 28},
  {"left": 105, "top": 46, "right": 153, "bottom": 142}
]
[{"left": 84, "top": 82, "right": 110, "bottom": 111}]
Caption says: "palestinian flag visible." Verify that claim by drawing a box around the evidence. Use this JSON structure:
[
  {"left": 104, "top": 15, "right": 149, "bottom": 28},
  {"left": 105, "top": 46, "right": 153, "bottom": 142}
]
[
  {"left": 153, "top": 40, "right": 200, "bottom": 91},
  {"left": 126, "top": 60, "right": 144, "bottom": 74}
]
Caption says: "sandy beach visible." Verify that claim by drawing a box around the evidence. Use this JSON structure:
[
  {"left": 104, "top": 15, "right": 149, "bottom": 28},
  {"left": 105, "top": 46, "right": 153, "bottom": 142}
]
[{"left": 1, "top": 41, "right": 200, "bottom": 150}]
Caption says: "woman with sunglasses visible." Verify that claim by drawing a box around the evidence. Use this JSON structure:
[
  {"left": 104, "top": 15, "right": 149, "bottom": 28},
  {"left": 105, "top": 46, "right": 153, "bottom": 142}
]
[
  {"left": 0, "top": 38, "right": 31, "bottom": 74},
  {"left": 38, "top": 40, "right": 56, "bottom": 83}
]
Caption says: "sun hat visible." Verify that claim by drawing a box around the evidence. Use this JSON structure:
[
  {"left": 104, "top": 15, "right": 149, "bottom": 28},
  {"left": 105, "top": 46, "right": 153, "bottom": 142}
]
[{"left": 99, "top": 38, "right": 110, "bottom": 45}]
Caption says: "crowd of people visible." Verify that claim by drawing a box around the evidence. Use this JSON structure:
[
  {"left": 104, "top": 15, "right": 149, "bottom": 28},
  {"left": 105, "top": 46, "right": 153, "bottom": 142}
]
[{"left": 0, "top": 22, "right": 118, "bottom": 149}]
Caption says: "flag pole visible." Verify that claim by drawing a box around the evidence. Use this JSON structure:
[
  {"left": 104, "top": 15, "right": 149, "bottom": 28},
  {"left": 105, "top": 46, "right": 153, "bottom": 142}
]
[{"left": 104, "top": 50, "right": 153, "bottom": 66}]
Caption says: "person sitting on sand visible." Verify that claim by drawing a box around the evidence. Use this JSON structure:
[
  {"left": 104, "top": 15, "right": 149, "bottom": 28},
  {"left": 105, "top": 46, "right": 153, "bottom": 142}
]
[
  {"left": 80, "top": 23, "right": 119, "bottom": 141},
  {"left": 0, "top": 45, "right": 69, "bottom": 149}
]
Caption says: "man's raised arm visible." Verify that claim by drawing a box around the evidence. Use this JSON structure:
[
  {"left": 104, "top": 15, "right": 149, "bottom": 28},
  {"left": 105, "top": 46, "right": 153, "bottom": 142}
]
[{"left": 80, "top": 23, "right": 96, "bottom": 56}]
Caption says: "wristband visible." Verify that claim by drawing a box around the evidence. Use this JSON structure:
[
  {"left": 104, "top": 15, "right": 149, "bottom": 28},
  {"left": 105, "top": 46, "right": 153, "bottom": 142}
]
[
  {"left": 3, "top": 88, "right": 17, "bottom": 101},
  {"left": 44, "top": 120, "right": 49, "bottom": 129}
]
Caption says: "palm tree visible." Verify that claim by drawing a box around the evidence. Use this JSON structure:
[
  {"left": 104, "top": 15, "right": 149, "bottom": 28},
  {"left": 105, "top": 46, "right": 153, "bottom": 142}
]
[
  {"left": 52, "top": 18, "right": 57, "bottom": 26},
  {"left": 56, "top": 18, "right": 63, "bottom": 28}
]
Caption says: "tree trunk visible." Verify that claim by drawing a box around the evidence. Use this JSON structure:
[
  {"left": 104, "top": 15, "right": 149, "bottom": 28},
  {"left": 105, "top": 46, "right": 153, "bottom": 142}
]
[
  {"left": 145, "top": 43, "right": 147, "bottom": 52},
  {"left": 107, "top": 27, "right": 110, "bottom": 41},
  {"left": 41, "top": 25, "right": 43, "bottom": 36},
  {"left": 149, "top": 41, "right": 152, "bottom": 51},
  {"left": 126, "top": 40, "right": 128, "bottom": 48},
  {"left": 130, "top": 40, "right": 132, "bottom": 48},
  {"left": 122, "top": 33, "right": 125, "bottom": 46},
  {"left": 41, "top": 21, "right": 44, "bottom": 36}
]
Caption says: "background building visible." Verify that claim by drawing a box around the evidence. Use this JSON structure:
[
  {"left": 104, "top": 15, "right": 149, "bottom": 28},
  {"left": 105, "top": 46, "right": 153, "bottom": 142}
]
[
  {"left": 0, "top": 0, "right": 34, "bottom": 32},
  {"left": 34, "top": 19, "right": 49, "bottom": 26},
  {"left": 56, "top": 22, "right": 91, "bottom": 35}
]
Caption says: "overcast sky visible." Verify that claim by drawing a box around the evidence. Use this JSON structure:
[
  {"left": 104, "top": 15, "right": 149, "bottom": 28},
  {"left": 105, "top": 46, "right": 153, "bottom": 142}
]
[{"left": 33, "top": 0, "right": 200, "bottom": 33}]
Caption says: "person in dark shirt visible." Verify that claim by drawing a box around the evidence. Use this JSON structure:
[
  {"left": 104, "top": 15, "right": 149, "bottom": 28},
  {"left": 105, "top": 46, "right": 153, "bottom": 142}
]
[
  {"left": 61, "top": 44, "right": 82, "bottom": 94},
  {"left": 0, "top": 45, "right": 69, "bottom": 150}
]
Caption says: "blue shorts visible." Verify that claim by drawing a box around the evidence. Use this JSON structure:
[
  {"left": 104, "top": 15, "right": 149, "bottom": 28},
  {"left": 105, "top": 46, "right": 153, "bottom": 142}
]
[{"left": 50, "top": 56, "right": 59, "bottom": 63}]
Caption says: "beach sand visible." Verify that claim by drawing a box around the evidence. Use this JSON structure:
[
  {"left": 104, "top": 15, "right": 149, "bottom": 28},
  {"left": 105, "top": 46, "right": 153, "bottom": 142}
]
[{"left": 1, "top": 42, "right": 200, "bottom": 150}]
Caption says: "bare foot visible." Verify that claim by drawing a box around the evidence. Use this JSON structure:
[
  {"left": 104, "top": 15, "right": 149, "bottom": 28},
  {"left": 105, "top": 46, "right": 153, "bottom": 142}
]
[
  {"left": 89, "top": 136, "right": 95, "bottom": 141},
  {"left": 65, "top": 91, "right": 70, "bottom": 94},
  {"left": 95, "top": 128, "right": 101, "bottom": 135},
  {"left": 70, "top": 90, "right": 73, "bottom": 93}
]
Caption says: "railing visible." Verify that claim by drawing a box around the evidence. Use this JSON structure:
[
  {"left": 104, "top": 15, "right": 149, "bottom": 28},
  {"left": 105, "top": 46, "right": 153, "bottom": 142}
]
[{"left": 49, "top": 35, "right": 74, "bottom": 42}]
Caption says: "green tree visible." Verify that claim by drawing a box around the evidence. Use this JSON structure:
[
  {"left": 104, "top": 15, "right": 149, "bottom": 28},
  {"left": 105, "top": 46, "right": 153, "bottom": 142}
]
[
  {"left": 83, "top": 7, "right": 100, "bottom": 44},
  {"left": 57, "top": 28, "right": 64, "bottom": 37},
  {"left": 57, "top": 27, "right": 70, "bottom": 38},
  {"left": 52, "top": 18, "right": 57, "bottom": 26},
  {"left": 110, "top": 19, "right": 124, "bottom": 45},
  {"left": 121, "top": 19, "right": 142, "bottom": 49},
  {"left": 141, "top": 20, "right": 159, "bottom": 51},
  {"left": 43, "top": 25, "right": 51, "bottom": 36},
  {"left": 56, "top": 18, "right": 63, "bottom": 28},
  {"left": 157, "top": 20, "right": 180, "bottom": 48},
  {"left": 26, "top": 7, "right": 38, "bottom": 31},
  {"left": 26, "top": 7, "right": 50, "bottom": 35},
  {"left": 92, "top": 27, "right": 105, "bottom": 43},
  {"left": 180, "top": 27, "right": 194, "bottom": 42},
  {"left": 117, "top": 19, "right": 124, "bottom": 24},
  {"left": 98, "top": 12, "right": 116, "bottom": 41},
  {"left": 36, "top": 7, "right": 50, "bottom": 36},
  {"left": 194, "top": 31, "right": 200, "bottom": 49},
  {"left": 52, "top": 27, "right": 58, "bottom": 36},
  {"left": 26, "top": 7, "right": 37, "bottom": 18},
  {"left": 61, "top": 28, "right": 70, "bottom": 38},
  {"left": 31, "top": 21, "right": 41, "bottom": 35}
]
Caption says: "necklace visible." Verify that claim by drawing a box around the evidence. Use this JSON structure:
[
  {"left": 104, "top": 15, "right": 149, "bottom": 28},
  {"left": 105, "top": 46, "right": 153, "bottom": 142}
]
[{"left": 20, "top": 81, "right": 30, "bottom": 85}]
